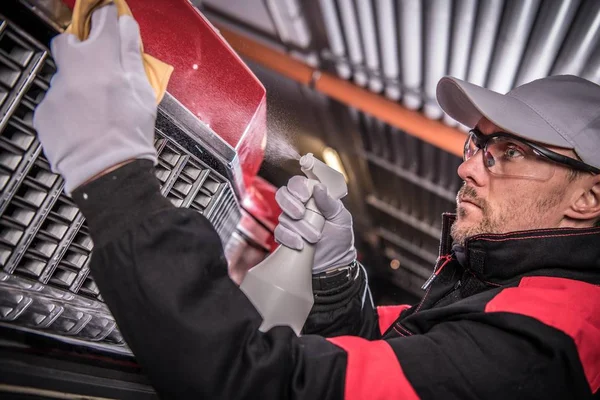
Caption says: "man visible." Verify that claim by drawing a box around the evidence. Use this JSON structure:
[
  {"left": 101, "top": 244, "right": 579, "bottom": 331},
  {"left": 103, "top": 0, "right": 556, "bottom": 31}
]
[{"left": 33, "top": 5, "right": 600, "bottom": 399}]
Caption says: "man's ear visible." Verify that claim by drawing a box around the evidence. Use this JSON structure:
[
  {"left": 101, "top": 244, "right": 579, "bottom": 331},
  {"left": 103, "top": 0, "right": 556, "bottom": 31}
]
[{"left": 565, "top": 174, "right": 600, "bottom": 223}]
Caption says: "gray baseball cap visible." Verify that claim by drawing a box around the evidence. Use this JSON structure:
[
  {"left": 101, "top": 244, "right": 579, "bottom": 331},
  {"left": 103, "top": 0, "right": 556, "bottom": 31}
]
[{"left": 436, "top": 75, "right": 600, "bottom": 169}]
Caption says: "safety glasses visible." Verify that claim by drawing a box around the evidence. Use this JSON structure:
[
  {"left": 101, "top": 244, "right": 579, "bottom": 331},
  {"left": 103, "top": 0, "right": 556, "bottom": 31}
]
[{"left": 464, "top": 128, "right": 600, "bottom": 180}]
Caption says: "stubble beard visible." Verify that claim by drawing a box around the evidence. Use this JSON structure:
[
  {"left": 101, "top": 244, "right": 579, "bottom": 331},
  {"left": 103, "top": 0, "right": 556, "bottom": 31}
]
[
  {"left": 451, "top": 183, "right": 565, "bottom": 246},
  {"left": 451, "top": 185, "right": 505, "bottom": 245}
]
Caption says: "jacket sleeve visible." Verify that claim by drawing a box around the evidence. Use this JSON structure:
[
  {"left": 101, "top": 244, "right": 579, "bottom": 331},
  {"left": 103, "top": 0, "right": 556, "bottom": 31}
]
[
  {"left": 303, "top": 262, "right": 380, "bottom": 339},
  {"left": 327, "top": 311, "right": 593, "bottom": 400},
  {"left": 73, "top": 161, "right": 588, "bottom": 400},
  {"left": 303, "top": 265, "right": 411, "bottom": 339},
  {"left": 74, "top": 160, "right": 353, "bottom": 399}
]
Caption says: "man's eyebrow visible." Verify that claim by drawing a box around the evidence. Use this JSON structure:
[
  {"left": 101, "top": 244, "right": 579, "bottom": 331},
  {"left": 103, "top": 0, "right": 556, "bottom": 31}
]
[{"left": 474, "top": 127, "right": 507, "bottom": 136}]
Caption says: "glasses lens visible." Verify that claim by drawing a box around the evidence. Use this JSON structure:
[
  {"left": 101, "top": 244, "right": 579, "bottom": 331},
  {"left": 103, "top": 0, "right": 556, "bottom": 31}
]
[
  {"left": 484, "top": 136, "right": 555, "bottom": 180},
  {"left": 464, "top": 132, "right": 479, "bottom": 161}
]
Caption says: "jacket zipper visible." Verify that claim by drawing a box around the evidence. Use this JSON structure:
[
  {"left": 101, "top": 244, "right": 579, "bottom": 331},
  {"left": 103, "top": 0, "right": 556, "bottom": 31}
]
[
  {"left": 430, "top": 278, "right": 462, "bottom": 309},
  {"left": 414, "top": 254, "right": 453, "bottom": 313},
  {"left": 439, "top": 213, "right": 455, "bottom": 255},
  {"left": 421, "top": 254, "right": 453, "bottom": 290}
]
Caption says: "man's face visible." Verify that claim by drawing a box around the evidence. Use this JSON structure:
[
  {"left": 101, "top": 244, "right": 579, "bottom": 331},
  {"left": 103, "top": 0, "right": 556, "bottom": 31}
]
[{"left": 451, "top": 118, "right": 578, "bottom": 245}]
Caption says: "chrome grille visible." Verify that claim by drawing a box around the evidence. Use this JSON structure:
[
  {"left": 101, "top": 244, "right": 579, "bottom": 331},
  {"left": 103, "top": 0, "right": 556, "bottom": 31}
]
[
  {"left": 155, "top": 137, "right": 241, "bottom": 244},
  {"left": 0, "top": 13, "right": 241, "bottom": 351}
]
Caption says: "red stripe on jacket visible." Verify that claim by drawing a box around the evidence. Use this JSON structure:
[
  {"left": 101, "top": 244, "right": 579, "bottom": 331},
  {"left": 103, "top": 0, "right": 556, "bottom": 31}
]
[
  {"left": 327, "top": 336, "right": 419, "bottom": 400},
  {"left": 377, "top": 305, "right": 410, "bottom": 335},
  {"left": 485, "top": 276, "right": 600, "bottom": 393}
]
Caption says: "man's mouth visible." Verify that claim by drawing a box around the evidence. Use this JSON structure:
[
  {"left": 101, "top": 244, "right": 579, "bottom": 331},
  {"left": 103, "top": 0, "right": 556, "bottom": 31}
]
[{"left": 458, "top": 197, "right": 481, "bottom": 208}]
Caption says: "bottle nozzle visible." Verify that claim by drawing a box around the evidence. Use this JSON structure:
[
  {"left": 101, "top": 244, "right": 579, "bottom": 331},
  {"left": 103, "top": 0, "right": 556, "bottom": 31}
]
[
  {"left": 299, "top": 153, "right": 315, "bottom": 170},
  {"left": 299, "top": 153, "right": 347, "bottom": 200}
]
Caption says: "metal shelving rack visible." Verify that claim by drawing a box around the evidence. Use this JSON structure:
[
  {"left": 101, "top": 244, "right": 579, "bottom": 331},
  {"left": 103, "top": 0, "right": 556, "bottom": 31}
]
[{"left": 352, "top": 110, "right": 463, "bottom": 297}]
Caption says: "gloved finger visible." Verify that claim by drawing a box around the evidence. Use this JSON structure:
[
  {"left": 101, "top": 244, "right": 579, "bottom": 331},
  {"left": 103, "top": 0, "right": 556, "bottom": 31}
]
[
  {"left": 287, "top": 176, "right": 312, "bottom": 203},
  {"left": 274, "top": 225, "right": 303, "bottom": 251},
  {"left": 50, "top": 33, "right": 80, "bottom": 66},
  {"left": 313, "top": 184, "right": 342, "bottom": 220},
  {"left": 275, "top": 186, "right": 305, "bottom": 220},
  {"left": 278, "top": 214, "right": 321, "bottom": 244},
  {"left": 87, "top": 4, "right": 120, "bottom": 54},
  {"left": 118, "top": 15, "right": 146, "bottom": 77}
]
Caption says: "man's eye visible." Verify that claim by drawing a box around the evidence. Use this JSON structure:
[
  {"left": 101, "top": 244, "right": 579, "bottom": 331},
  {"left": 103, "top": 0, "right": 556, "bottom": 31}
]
[{"left": 504, "top": 145, "right": 526, "bottom": 160}]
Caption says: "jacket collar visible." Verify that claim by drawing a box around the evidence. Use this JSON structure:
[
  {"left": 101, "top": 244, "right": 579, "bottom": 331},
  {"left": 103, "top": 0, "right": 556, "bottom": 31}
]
[{"left": 441, "top": 213, "right": 600, "bottom": 285}]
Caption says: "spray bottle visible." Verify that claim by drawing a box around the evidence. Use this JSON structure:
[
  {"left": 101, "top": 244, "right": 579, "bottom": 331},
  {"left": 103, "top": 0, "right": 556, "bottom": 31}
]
[{"left": 239, "top": 153, "right": 348, "bottom": 336}]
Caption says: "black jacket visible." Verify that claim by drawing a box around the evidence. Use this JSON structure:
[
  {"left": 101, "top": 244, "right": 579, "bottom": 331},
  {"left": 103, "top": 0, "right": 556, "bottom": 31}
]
[{"left": 73, "top": 160, "right": 600, "bottom": 399}]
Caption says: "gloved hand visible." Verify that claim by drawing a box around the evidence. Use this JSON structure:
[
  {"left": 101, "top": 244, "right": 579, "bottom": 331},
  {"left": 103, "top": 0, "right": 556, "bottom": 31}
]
[
  {"left": 274, "top": 176, "right": 357, "bottom": 274},
  {"left": 33, "top": 4, "right": 157, "bottom": 194}
]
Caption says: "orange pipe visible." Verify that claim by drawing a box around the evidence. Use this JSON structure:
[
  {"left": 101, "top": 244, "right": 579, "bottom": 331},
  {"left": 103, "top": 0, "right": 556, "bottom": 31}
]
[{"left": 217, "top": 25, "right": 465, "bottom": 158}]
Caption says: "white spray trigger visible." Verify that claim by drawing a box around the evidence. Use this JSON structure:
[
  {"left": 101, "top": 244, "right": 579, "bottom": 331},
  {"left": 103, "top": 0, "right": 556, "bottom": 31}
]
[
  {"left": 239, "top": 153, "right": 348, "bottom": 336},
  {"left": 299, "top": 153, "right": 347, "bottom": 200}
]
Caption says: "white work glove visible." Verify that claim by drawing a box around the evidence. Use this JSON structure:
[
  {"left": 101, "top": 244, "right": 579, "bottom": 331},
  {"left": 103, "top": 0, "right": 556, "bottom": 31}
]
[
  {"left": 33, "top": 4, "right": 157, "bottom": 194},
  {"left": 275, "top": 176, "right": 357, "bottom": 274}
]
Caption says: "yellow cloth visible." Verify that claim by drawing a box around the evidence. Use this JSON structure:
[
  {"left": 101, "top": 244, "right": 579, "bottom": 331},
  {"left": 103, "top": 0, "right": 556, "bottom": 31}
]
[{"left": 67, "top": 0, "right": 173, "bottom": 103}]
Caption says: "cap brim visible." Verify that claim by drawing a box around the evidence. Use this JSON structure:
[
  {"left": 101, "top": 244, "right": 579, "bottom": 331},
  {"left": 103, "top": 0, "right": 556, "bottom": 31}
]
[{"left": 436, "top": 77, "right": 573, "bottom": 149}]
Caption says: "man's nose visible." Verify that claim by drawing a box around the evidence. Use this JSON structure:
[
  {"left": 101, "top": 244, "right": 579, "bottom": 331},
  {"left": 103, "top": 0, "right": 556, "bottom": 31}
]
[{"left": 457, "top": 148, "right": 487, "bottom": 186}]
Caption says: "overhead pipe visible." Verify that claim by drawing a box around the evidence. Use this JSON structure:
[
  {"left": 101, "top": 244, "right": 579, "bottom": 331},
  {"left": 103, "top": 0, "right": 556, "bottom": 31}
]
[
  {"left": 552, "top": 0, "right": 600, "bottom": 76},
  {"left": 265, "top": 0, "right": 292, "bottom": 44},
  {"left": 337, "top": 0, "right": 367, "bottom": 87},
  {"left": 398, "top": 0, "right": 423, "bottom": 110},
  {"left": 281, "top": 0, "right": 311, "bottom": 48},
  {"left": 275, "top": 0, "right": 314, "bottom": 66},
  {"left": 467, "top": 0, "right": 504, "bottom": 87},
  {"left": 283, "top": 0, "right": 300, "bottom": 15},
  {"left": 443, "top": 0, "right": 478, "bottom": 127},
  {"left": 355, "top": 0, "right": 383, "bottom": 93},
  {"left": 582, "top": 45, "right": 600, "bottom": 84},
  {"left": 487, "top": 0, "right": 541, "bottom": 94},
  {"left": 376, "top": 0, "right": 401, "bottom": 100},
  {"left": 216, "top": 24, "right": 465, "bottom": 157},
  {"left": 514, "top": 0, "right": 580, "bottom": 86},
  {"left": 318, "top": 0, "right": 352, "bottom": 79},
  {"left": 423, "top": 0, "right": 452, "bottom": 120}
]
